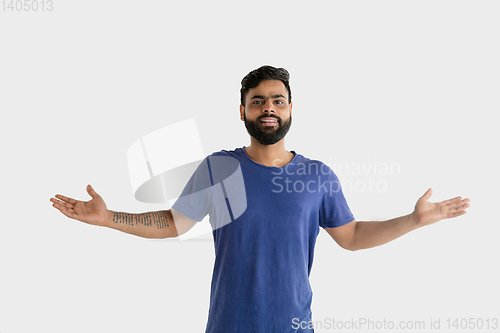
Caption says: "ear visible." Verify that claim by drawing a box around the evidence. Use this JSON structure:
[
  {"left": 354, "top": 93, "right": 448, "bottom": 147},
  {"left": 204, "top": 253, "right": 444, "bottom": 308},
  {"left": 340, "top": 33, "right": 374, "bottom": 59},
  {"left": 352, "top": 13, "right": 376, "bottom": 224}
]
[
  {"left": 289, "top": 102, "right": 293, "bottom": 117},
  {"left": 240, "top": 104, "right": 245, "bottom": 121}
]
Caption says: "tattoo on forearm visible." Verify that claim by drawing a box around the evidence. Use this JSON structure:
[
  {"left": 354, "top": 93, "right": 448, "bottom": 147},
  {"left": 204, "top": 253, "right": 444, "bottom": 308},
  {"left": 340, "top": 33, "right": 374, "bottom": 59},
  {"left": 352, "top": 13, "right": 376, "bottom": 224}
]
[{"left": 112, "top": 211, "right": 170, "bottom": 229}]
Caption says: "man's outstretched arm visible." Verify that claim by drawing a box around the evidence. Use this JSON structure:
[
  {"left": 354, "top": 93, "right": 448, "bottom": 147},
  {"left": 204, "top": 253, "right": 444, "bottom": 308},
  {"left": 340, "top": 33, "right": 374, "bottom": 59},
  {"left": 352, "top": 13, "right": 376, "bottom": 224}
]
[
  {"left": 325, "top": 188, "right": 470, "bottom": 251},
  {"left": 50, "top": 184, "right": 178, "bottom": 239}
]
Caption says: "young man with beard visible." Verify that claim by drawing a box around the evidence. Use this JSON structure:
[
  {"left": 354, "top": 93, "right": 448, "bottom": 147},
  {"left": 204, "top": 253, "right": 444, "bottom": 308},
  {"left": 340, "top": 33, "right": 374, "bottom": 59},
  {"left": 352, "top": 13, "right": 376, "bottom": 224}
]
[{"left": 50, "top": 65, "right": 470, "bottom": 332}]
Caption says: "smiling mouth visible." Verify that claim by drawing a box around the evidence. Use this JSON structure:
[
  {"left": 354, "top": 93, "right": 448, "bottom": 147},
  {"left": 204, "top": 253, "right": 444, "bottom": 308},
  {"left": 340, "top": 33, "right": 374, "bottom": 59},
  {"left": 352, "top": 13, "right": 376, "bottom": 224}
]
[{"left": 259, "top": 117, "right": 279, "bottom": 126}]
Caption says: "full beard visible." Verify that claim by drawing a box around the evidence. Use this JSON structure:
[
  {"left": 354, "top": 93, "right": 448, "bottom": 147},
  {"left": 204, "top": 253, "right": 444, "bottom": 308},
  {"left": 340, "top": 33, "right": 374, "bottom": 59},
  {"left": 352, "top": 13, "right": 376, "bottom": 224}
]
[{"left": 243, "top": 113, "right": 292, "bottom": 146}]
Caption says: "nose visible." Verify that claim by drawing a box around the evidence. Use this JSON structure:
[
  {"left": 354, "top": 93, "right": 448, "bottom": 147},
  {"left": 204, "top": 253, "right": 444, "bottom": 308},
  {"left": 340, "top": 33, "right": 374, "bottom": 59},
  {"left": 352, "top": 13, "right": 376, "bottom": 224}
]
[{"left": 262, "top": 100, "right": 275, "bottom": 113}]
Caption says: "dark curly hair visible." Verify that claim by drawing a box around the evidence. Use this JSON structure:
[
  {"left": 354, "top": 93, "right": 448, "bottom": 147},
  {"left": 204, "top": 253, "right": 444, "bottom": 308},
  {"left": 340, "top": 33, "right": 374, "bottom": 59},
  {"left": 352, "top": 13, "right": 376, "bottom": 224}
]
[{"left": 240, "top": 65, "right": 291, "bottom": 106}]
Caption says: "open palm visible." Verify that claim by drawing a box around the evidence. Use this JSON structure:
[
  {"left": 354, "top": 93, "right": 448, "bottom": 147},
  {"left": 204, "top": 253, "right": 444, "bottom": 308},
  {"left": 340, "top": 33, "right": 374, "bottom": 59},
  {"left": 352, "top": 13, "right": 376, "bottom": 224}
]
[
  {"left": 413, "top": 188, "right": 470, "bottom": 227},
  {"left": 50, "top": 184, "right": 109, "bottom": 226}
]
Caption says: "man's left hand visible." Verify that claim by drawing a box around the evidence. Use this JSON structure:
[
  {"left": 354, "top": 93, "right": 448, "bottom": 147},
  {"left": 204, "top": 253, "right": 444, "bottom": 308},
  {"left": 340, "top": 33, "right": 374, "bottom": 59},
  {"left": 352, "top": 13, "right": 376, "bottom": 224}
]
[{"left": 412, "top": 188, "right": 470, "bottom": 227}]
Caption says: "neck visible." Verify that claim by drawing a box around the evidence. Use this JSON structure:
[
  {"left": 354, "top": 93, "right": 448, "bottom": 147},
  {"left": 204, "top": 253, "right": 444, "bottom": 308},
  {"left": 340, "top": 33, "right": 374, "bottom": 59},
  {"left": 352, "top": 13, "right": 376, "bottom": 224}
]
[{"left": 244, "top": 137, "right": 294, "bottom": 167}]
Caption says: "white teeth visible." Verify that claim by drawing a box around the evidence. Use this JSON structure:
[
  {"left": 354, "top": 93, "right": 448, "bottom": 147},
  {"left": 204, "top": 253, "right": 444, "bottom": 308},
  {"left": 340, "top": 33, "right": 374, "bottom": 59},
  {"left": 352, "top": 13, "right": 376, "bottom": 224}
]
[{"left": 261, "top": 120, "right": 277, "bottom": 122}]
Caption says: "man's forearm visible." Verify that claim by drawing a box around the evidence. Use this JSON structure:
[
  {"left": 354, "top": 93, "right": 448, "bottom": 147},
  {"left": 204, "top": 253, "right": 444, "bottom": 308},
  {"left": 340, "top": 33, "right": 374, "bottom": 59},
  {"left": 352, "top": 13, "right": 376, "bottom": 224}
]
[
  {"left": 350, "top": 213, "right": 419, "bottom": 251},
  {"left": 103, "top": 210, "right": 178, "bottom": 239}
]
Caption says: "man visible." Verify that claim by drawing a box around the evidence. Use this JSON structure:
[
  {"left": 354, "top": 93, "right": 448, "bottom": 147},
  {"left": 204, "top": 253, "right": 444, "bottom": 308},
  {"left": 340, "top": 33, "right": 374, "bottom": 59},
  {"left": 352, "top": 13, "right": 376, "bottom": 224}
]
[{"left": 50, "top": 65, "right": 470, "bottom": 332}]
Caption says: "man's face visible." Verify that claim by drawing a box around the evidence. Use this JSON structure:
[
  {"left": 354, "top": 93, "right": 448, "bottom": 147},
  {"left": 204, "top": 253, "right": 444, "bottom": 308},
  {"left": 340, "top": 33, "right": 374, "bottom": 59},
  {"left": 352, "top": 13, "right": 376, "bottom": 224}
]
[{"left": 240, "top": 80, "right": 293, "bottom": 146}]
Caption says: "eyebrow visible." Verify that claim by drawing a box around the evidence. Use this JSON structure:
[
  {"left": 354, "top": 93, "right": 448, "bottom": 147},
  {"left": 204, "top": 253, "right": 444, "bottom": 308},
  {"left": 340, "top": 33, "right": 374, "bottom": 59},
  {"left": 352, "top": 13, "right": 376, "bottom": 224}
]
[{"left": 250, "top": 94, "right": 286, "bottom": 100}]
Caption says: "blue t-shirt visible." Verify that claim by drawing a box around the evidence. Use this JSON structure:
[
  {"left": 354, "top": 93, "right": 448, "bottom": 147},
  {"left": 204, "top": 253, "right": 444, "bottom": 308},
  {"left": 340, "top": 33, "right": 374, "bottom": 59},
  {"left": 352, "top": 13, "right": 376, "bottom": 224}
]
[{"left": 172, "top": 147, "right": 355, "bottom": 332}]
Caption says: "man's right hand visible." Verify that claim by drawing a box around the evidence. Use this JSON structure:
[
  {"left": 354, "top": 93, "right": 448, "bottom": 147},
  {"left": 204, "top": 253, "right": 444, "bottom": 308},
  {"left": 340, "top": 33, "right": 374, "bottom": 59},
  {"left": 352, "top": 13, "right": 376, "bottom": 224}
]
[{"left": 50, "top": 184, "right": 110, "bottom": 227}]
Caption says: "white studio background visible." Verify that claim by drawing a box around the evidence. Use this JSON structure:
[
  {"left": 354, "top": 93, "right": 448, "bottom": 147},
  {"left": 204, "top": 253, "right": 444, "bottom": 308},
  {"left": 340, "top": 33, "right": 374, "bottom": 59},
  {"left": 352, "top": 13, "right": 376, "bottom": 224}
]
[{"left": 1, "top": 1, "right": 498, "bottom": 332}]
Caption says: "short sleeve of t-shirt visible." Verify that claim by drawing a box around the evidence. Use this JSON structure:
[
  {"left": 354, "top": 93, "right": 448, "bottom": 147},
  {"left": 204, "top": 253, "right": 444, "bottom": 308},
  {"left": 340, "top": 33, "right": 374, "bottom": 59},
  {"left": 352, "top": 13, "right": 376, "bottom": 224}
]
[
  {"left": 171, "top": 152, "right": 245, "bottom": 228},
  {"left": 318, "top": 165, "right": 355, "bottom": 229},
  {"left": 171, "top": 157, "right": 212, "bottom": 222}
]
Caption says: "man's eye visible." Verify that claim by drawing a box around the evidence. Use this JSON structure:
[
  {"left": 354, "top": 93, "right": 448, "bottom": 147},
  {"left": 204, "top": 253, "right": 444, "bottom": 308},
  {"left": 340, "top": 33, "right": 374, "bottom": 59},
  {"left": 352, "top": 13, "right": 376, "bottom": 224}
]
[
  {"left": 275, "top": 100, "right": 284, "bottom": 104},
  {"left": 253, "top": 101, "right": 263, "bottom": 104}
]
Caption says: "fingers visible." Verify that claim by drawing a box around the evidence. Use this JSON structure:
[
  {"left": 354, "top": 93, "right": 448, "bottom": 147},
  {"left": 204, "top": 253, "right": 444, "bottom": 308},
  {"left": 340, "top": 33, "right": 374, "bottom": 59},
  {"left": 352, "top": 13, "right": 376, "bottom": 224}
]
[
  {"left": 50, "top": 197, "right": 74, "bottom": 209},
  {"left": 444, "top": 198, "right": 470, "bottom": 219},
  {"left": 443, "top": 196, "right": 462, "bottom": 205},
  {"left": 59, "top": 206, "right": 78, "bottom": 219},
  {"left": 54, "top": 194, "right": 76, "bottom": 205},
  {"left": 50, "top": 198, "right": 78, "bottom": 219},
  {"left": 445, "top": 197, "right": 470, "bottom": 207},
  {"left": 447, "top": 209, "right": 467, "bottom": 219}
]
